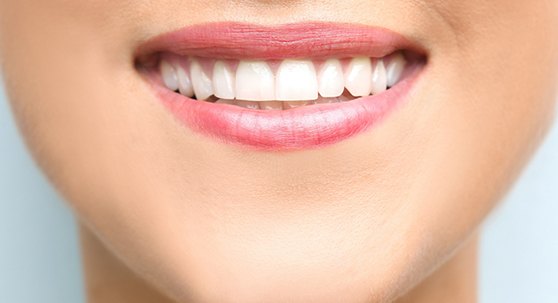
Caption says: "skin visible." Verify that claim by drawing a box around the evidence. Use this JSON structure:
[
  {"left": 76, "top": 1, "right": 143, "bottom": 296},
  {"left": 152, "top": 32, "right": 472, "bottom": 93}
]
[{"left": 1, "top": 0, "right": 557, "bottom": 302}]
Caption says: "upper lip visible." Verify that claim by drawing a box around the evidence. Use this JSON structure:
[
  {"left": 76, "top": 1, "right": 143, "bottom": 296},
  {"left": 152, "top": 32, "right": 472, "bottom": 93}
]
[
  {"left": 135, "top": 22, "right": 427, "bottom": 151},
  {"left": 135, "top": 22, "right": 426, "bottom": 60}
]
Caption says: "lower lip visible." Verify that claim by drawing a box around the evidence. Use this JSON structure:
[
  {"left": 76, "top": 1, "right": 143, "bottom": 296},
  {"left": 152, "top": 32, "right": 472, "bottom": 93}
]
[{"left": 150, "top": 63, "right": 422, "bottom": 151}]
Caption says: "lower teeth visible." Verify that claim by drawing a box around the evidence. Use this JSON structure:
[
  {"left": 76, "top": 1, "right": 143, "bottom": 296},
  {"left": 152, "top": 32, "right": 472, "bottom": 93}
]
[{"left": 211, "top": 92, "right": 354, "bottom": 110}]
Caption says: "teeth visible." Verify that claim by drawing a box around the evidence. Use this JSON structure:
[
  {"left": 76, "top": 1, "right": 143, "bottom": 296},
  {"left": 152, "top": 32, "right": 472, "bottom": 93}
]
[
  {"left": 176, "top": 66, "right": 194, "bottom": 97},
  {"left": 370, "top": 59, "right": 387, "bottom": 95},
  {"left": 160, "top": 60, "right": 179, "bottom": 91},
  {"left": 160, "top": 52, "right": 411, "bottom": 106},
  {"left": 318, "top": 59, "right": 345, "bottom": 98},
  {"left": 236, "top": 61, "right": 275, "bottom": 101},
  {"left": 344, "top": 57, "right": 372, "bottom": 97},
  {"left": 276, "top": 59, "right": 318, "bottom": 101},
  {"left": 190, "top": 60, "right": 214, "bottom": 100},
  {"left": 212, "top": 60, "right": 236, "bottom": 99},
  {"left": 386, "top": 53, "right": 406, "bottom": 87}
]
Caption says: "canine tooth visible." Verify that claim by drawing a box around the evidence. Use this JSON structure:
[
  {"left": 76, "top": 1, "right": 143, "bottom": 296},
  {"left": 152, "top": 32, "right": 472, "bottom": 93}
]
[
  {"left": 344, "top": 57, "right": 372, "bottom": 97},
  {"left": 370, "top": 59, "right": 388, "bottom": 94},
  {"left": 213, "top": 61, "right": 236, "bottom": 99},
  {"left": 318, "top": 59, "right": 345, "bottom": 97},
  {"left": 190, "top": 60, "right": 214, "bottom": 100},
  {"left": 276, "top": 60, "right": 318, "bottom": 101},
  {"left": 259, "top": 101, "right": 283, "bottom": 110},
  {"left": 235, "top": 100, "right": 260, "bottom": 109},
  {"left": 160, "top": 60, "right": 179, "bottom": 91},
  {"left": 176, "top": 66, "right": 194, "bottom": 97},
  {"left": 236, "top": 61, "right": 275, "bottom": 101},
  {"left": 386, "top": 53, "right": 406, "bottom": 87}
]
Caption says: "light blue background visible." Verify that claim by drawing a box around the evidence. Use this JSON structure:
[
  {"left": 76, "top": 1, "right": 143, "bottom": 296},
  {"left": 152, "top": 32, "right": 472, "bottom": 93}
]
[{"left": 1, "top": 81, "right": 557, "bottom": 303}]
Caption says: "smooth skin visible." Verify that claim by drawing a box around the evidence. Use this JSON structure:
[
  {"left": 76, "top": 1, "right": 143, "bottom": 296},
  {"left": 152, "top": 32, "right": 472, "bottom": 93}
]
[{"left": 1, "top": 1, "right": 557, "bottom": 302}]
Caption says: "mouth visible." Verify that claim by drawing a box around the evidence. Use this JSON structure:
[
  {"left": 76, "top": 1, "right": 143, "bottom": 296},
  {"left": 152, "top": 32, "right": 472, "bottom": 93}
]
[{"left": 135, "top": 22, "right": 427, "bottom": 150}]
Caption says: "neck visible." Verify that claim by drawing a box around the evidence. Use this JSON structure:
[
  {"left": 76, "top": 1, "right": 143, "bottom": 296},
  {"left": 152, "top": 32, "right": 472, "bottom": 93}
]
[{"left": 80, "top": 224, "right": 477, "bottom": 303}]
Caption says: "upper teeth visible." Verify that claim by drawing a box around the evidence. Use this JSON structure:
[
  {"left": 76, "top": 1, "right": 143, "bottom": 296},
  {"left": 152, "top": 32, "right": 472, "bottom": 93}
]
[{"left": 159, "top": 53, "right": 406, "bottom": 102}]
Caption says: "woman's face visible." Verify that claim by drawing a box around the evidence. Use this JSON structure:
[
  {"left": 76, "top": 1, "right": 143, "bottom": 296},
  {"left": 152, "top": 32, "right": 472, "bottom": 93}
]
[{"left": 1, "top": 0, "right": 557, "bottom": 302}]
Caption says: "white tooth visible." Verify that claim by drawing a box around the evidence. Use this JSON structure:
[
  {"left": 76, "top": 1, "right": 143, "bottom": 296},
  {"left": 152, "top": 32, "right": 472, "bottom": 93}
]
[
  {"left": 176, "top": 66, "right": 194, "bottom": 97},
  {"left": 212, "top": 61, "right": 236, "bottom": 99},
  {"left": 318, "top": 59, "right": 345, "bottom": 98},
  {"left": 275, "top": 60, "right": 318, "bottom": 101},
  {"left": 344, "top": 57, "right": 372, "bottom": 97},
  {"left": 386, "top": 53, "right": 406, "bottom": 87},
  {"left": 370, "top": 59, "right": 387, "bottom": 95},
  {"left": 190, "top": 59, "right": 214, "bottom": 100},
  {"left": 235, "top": 61, "right": 275, "bottom": 101},
  {"left": 160, "top": 60, "right": 179, "bottom": 91}
]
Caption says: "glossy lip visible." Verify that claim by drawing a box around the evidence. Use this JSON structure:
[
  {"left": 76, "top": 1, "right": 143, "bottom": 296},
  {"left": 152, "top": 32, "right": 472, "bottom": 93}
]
[{"left": 136, "top": 22, "right": 427, "bottom": 151}]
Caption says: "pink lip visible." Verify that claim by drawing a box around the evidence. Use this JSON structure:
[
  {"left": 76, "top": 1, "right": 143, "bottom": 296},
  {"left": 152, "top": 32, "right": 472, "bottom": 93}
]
[{"left": 136, "top": 22, "right": 426, "bottom": 150}]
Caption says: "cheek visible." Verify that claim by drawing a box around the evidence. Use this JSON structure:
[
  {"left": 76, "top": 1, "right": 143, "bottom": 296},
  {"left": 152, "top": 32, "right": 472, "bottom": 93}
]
[{"left": 399, "top": 0, "right": 558, "bottom": 288}]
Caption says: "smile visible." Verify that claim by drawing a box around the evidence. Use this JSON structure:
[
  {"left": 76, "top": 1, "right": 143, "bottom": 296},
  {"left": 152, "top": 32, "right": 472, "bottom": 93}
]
[{"left": 136, "top": 22, "right": 427, "bottom": 150}]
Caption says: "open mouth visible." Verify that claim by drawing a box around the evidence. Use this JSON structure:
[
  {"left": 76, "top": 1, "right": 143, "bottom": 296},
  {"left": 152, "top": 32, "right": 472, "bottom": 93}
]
[{"left": 136, "top": 22, "right": 427, "bottom": 150}]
